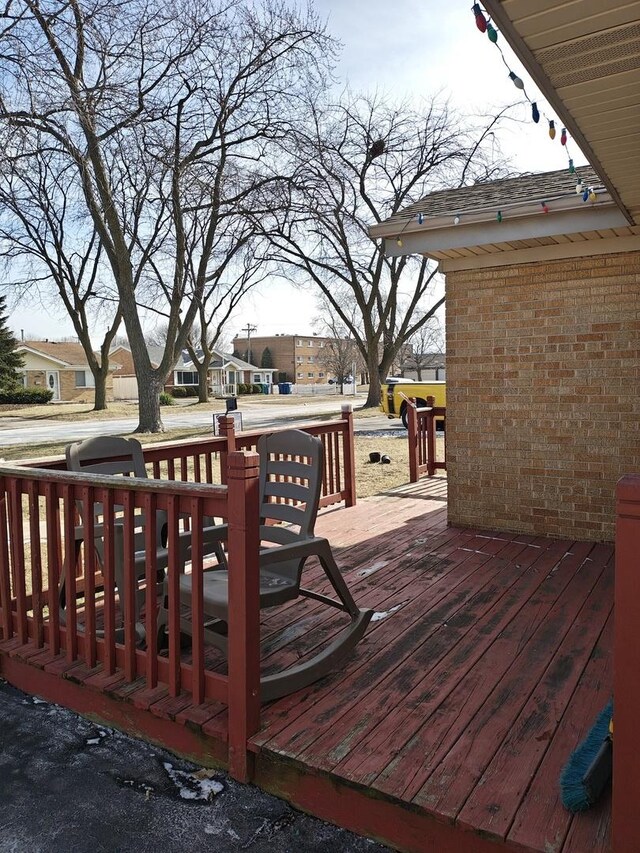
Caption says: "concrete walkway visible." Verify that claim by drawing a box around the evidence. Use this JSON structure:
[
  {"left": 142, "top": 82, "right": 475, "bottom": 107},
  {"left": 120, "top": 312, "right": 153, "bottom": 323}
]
[{"left": 0, "top": 680, "right": 389, "bottom": 853}]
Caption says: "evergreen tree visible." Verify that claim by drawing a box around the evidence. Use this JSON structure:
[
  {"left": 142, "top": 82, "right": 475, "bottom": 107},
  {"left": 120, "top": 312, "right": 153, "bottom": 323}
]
[
  {"left": 0, "top": 296, "right": 24, "bottom": 390},
  {"left": 260, "top": 347, "right": 274, "bottom": 368}
]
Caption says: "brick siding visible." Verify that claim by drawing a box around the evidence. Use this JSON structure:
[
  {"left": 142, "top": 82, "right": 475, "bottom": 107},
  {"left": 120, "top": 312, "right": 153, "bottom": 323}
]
[{"left": 446, "top": 250, "right": 640, "bottom": 541}]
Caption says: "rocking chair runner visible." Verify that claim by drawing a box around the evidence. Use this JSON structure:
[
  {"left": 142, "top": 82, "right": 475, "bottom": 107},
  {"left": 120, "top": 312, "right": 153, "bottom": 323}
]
[{"left": 157, "top": 428, "right": 373, "bottom": 702}]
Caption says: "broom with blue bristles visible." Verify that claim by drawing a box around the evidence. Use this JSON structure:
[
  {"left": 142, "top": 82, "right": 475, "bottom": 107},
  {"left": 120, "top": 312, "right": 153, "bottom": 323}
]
[{"left": 560, "top": 700, "right": 613, "bottom": 812}]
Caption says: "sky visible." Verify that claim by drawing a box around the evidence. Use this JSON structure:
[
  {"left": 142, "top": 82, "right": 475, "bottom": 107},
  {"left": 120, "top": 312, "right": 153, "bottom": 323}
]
[{"left": 8, "top": 0, "right": 587, "bottom": 344}]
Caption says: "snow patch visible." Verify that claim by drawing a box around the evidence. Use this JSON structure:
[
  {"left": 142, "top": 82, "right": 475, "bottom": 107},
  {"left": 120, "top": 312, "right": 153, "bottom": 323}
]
[
  {"left": 163, "top": 762, "right": 224, "bottom": 801},
  {"left": 356, "top": 559, "right": 388, "bottom": 578},
  {"left": 371, "top": 603, "right": 404, "bottom": 622}
]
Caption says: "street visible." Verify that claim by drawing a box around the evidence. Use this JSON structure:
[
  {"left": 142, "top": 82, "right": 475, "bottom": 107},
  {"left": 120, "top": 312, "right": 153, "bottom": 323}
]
[{"left": 0, "top": 398, "right": 402, "bottom": 448}]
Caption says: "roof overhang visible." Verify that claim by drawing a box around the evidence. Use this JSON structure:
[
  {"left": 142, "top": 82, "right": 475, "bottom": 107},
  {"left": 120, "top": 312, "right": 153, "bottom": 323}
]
[
  {"left": 372, "top": 188, "right": 640, "bottom": 271},
  {"left": 16, "top": 345, "right": 70, "bottom": 367},
  {"left": 482, "top": 0, "right": 640, "bottom": 226}
]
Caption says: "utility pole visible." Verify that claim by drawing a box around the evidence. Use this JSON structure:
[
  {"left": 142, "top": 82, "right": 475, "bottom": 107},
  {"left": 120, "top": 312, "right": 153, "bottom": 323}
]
[{"left": 242, "top": 323, "right": 257, "bottom": 365}]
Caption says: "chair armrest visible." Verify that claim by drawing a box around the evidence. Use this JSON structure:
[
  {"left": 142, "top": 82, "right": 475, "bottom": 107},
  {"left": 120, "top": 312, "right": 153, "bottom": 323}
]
[{"left": 258, "top": 536, "right": 328, "bottom": 568}]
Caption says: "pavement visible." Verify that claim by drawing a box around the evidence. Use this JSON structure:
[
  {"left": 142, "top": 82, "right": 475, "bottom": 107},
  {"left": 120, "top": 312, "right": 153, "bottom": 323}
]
[{"left": 0, "top": 679, "right": 390, "bottom": 853}]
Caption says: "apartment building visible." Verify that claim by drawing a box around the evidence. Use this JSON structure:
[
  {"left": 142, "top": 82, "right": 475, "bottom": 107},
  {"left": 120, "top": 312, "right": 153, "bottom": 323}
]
[{"left": 232, "top": 333, "right": 335, "bottom": 384}]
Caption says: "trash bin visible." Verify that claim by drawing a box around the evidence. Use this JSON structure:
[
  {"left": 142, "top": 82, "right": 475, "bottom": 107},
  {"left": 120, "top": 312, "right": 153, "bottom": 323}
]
[
  {"left": 278, "top": 382, "right": 291, "bottom": 395},
  {"left": 261, "top": 383, "right": 269, "bottom": 395}
]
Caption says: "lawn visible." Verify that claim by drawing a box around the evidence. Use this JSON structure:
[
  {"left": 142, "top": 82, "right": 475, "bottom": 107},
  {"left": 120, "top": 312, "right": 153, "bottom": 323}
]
[{"left": 0, "top": 393, "right": 437, "bottom": 499}]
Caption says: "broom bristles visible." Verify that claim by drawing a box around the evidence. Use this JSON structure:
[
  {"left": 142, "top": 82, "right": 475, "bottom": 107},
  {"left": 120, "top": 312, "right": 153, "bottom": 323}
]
[{"left": 560, "top": 700, "right": 613, "bottom": 812}]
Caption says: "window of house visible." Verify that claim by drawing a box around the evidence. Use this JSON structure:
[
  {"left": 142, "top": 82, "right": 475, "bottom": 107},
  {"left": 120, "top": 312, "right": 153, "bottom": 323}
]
[
  {"left": 297, "top": 371, "right": 304, "bottom": 379},
  {"left": 253, "top": 373, "right": 261, "bottom": 383},
  {"left": 296, "top": 355, "right": 303, "bottom": 362},
  {"left": 308, "top": 340, "right": 313, "bottom": 346},
  {"left": 308, "top": 356, "right": 315, "bottom": 363},
  {"left": 318, "top": 371, "right": 325, "bottom": 378},
  {"left": 176, "top": 371, "right": 198, "bottom": 385},
  {"left": 296, "top": 339, "right": 303, "bottom": 347},
  {"left": 307, "top": 372, "right": 314, "bottom": 378},
  {"left": 75, "top": 370, "right": 95, "bottom": 388}
]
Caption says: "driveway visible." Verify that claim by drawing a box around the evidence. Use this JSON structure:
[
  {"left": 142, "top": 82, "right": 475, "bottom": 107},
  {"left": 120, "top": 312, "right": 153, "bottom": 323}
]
[{"left": 0, "top": 680, "right": 389, "bottom": 853}]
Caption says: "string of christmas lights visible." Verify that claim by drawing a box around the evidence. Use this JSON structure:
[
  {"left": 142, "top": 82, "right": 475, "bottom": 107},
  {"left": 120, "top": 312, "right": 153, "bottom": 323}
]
[{"left": 390, "top": 6, "right": 600, "bottom": 243}]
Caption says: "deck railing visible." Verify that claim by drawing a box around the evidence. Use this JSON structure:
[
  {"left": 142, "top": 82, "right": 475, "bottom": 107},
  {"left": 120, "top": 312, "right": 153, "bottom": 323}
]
[
  {"left": 406, "top": 396, "right": 446, "bottom": 482},
  {"left": 613, "top": 473, "right": 640, "bottom": 852},
  {"left": 0, "top": 453, "right": 260, "bottom": 780},
  {"left": 30, "top": 405, "right": 356, "bottom": 509},
  {"left": 1, "top": 409, "right": 355, "bottom": 781}
]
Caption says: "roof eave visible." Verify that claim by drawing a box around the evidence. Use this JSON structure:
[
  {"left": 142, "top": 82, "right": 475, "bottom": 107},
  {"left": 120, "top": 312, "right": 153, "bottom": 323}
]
[
  {"left": 482, "top": 0, "right": 634, "bottom": 226},
  {"left": 382, "top": 202, "right": 629, "bottom": 259}
]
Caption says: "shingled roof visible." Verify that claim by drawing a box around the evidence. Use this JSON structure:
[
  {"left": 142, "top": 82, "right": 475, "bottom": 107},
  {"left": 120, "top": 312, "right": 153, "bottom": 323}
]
[
  {"left": 19, "top": 340, "right": 98, "bottom": 366},
  {"left": 378, "top": 166, "right": 603, "bottom": 231}
]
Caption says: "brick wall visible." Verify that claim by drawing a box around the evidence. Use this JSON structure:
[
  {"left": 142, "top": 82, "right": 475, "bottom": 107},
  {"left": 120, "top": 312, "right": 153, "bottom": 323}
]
[{"left": 446, "top": 250, "right": 640, "bottom": 541}]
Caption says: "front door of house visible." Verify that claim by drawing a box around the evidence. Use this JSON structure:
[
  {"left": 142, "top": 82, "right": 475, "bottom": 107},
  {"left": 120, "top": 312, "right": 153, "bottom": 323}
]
[{"left": 46, "top": 370, "right": 60, "bottom": 400}]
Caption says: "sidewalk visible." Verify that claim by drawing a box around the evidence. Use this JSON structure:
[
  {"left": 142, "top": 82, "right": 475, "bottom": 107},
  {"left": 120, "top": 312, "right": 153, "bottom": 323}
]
[{"left": 0, "top": 680, "right": 389, "bottom": 853}]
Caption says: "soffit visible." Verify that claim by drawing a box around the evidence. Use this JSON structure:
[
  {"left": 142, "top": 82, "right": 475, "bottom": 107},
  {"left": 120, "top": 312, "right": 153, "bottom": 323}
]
[{"left": 483, "top": 0, "right": 640, "bottom": 225}]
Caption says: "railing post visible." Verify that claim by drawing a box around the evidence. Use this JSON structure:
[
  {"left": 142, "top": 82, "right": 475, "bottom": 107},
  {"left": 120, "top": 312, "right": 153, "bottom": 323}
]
[
  {"left": 226, "top": 450, "right": 261, "bottom": 783},
  {"left": 613, "top": 473, "right": 640, "bottom": 853},
  {"left": 218, "top": 415, "right": 236, "bottom": 486},
  {"left": 425, "top": 396, "right": 436, "bottom": 477},
  {"left": 407, "top": 397, "right": 419, "bottom": 483},
  {"left": 341, "top": 403, "right": 356, "bottom": 507}
]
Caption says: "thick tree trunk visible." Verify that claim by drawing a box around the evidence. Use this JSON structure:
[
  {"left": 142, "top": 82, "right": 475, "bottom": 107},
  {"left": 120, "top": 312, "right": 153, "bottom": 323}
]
[
  {"left": 135, "top": 370, "right": 164, "bottom": 432},
  {"left": 197, "top": 362, "right": 210, "bottom": 403},
  {"left": 93, "top": 371, "right": 108, "bottom": 411},
  {"left": 364, "top": 351, "right": 383, "bottom": 408}
]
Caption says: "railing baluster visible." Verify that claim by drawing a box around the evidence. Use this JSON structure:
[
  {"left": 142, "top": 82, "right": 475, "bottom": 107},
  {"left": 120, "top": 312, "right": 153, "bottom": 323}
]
[
  {"left": 101, "top": 488, "right": 116, "bottom": 675},
  {"left": 44, "top": 483, "right": 61, "bottom": 656},
  {"left": 63, "top": 484, "right": 78, "bottom": 661},
  {"left": 144, "top": 491, "right": 158, "bottom": 690},
  {"left": 167, "top": 494, "right": 181, "bottom": 698},
  {"left": 82, "top": 485, "right": 97, "bottom": 668},
  {"left": 122, "top": 490, "right": 136, "bottom": 681},
  {"left": 0, "top": 479, "right": 12, "bottom": 641},
  {"left": 27, "top": 482, "right": 44, "bottom": 648},
  {"left": 190, "top": 495, "right": 205, "bottom": 705},
  {"left": 9, "top": 479, "right": 28, "bottom": 644}
]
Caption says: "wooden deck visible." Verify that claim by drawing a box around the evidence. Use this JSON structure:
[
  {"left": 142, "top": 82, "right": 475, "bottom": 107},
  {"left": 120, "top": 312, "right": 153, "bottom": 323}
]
[{"left": 0, "top": 475, "right": 613, "bottom": 853}]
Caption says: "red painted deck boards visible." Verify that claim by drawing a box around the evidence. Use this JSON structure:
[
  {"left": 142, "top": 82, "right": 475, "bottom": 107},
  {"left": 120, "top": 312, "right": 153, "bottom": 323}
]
[
  {"left": 256, "top": 479, "right": 613, "bottom": 853},
  {"left": 1, "top": 474, "right": 613, "bottom": 853}
]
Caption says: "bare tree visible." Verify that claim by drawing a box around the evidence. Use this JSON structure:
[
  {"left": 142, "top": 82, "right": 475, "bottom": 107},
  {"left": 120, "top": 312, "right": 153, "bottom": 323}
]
[
  {"left": 184, "top": 230, "right": 270, "bottom": 402},
  {"left": 409, "top": 317, "right": 444, "bottom": 380},
  {"left": 0, "top": 0, "right": 333, "bottom": 430},
  {"left": 262, "top": 93, "right": 507, "bottom": 406},
  {"left": 0, "top": 145, "right": 121, "bottom": 409}
]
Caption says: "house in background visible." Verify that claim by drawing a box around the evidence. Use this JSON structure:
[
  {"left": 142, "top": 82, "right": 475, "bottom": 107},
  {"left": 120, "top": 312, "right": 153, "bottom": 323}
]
[
  {"left": 110, "top": 345, "right": 273, "bottom": 399},
  {"left": 16, "top": 340, "right": 115, "bottom": 403}
]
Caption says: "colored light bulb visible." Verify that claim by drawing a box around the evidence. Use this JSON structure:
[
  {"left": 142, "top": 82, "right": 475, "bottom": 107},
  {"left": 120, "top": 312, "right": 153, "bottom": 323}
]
[
  {"left": 569, "top": 159, "right": 575, "bottom": 174},
  {"left": 531, "top": 102, "right": 540, "bottom": 123},
  {"left": 548, "top": 120, "right": 556, "bottom": 140},
  {"left": 582, "top": 188, "right": 589, "bottom": 202},
  {"left": 496, "top": 210, "right": 502, "bottom": 222},
  {"left": 509, "top": 71, "right": 525, "bottom": 90},
  {"left": 396, "top": 237, "right": 403, "bottom": 247},
  {"left": 575, "top": 178, "right": 583, "bottom": 195},
  {"left": 588, "top": 188, "right": 597, "bottom": 202},
  {"left": 417, "top": 213, "right": 424, "bottom": 224},
  {"left": 453, "top": 215, "right": 461, "bottom": 225},
  {"left": 541, "top": 201, "right": 549, "bottom": 214},
  {"left": 487, "top": 23, "right": 498, "bottom": 43},
  {"left": 473, "top": 3, "right": 487, "bottom": 32},
  {"left": 560, "top": 127, "right": 567, "bottom": 145}
]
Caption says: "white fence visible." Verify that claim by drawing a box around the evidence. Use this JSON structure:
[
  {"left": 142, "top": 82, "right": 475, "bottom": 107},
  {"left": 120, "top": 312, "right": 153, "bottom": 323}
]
[{"left": 113, "top": 376, "right": 138, "bottom": 400}]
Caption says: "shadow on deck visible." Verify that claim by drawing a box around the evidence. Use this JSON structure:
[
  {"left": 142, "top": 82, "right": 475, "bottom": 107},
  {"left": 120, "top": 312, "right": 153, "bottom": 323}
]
[{"left": 1, "top": 474, "right": 612, "bottom": 853}]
